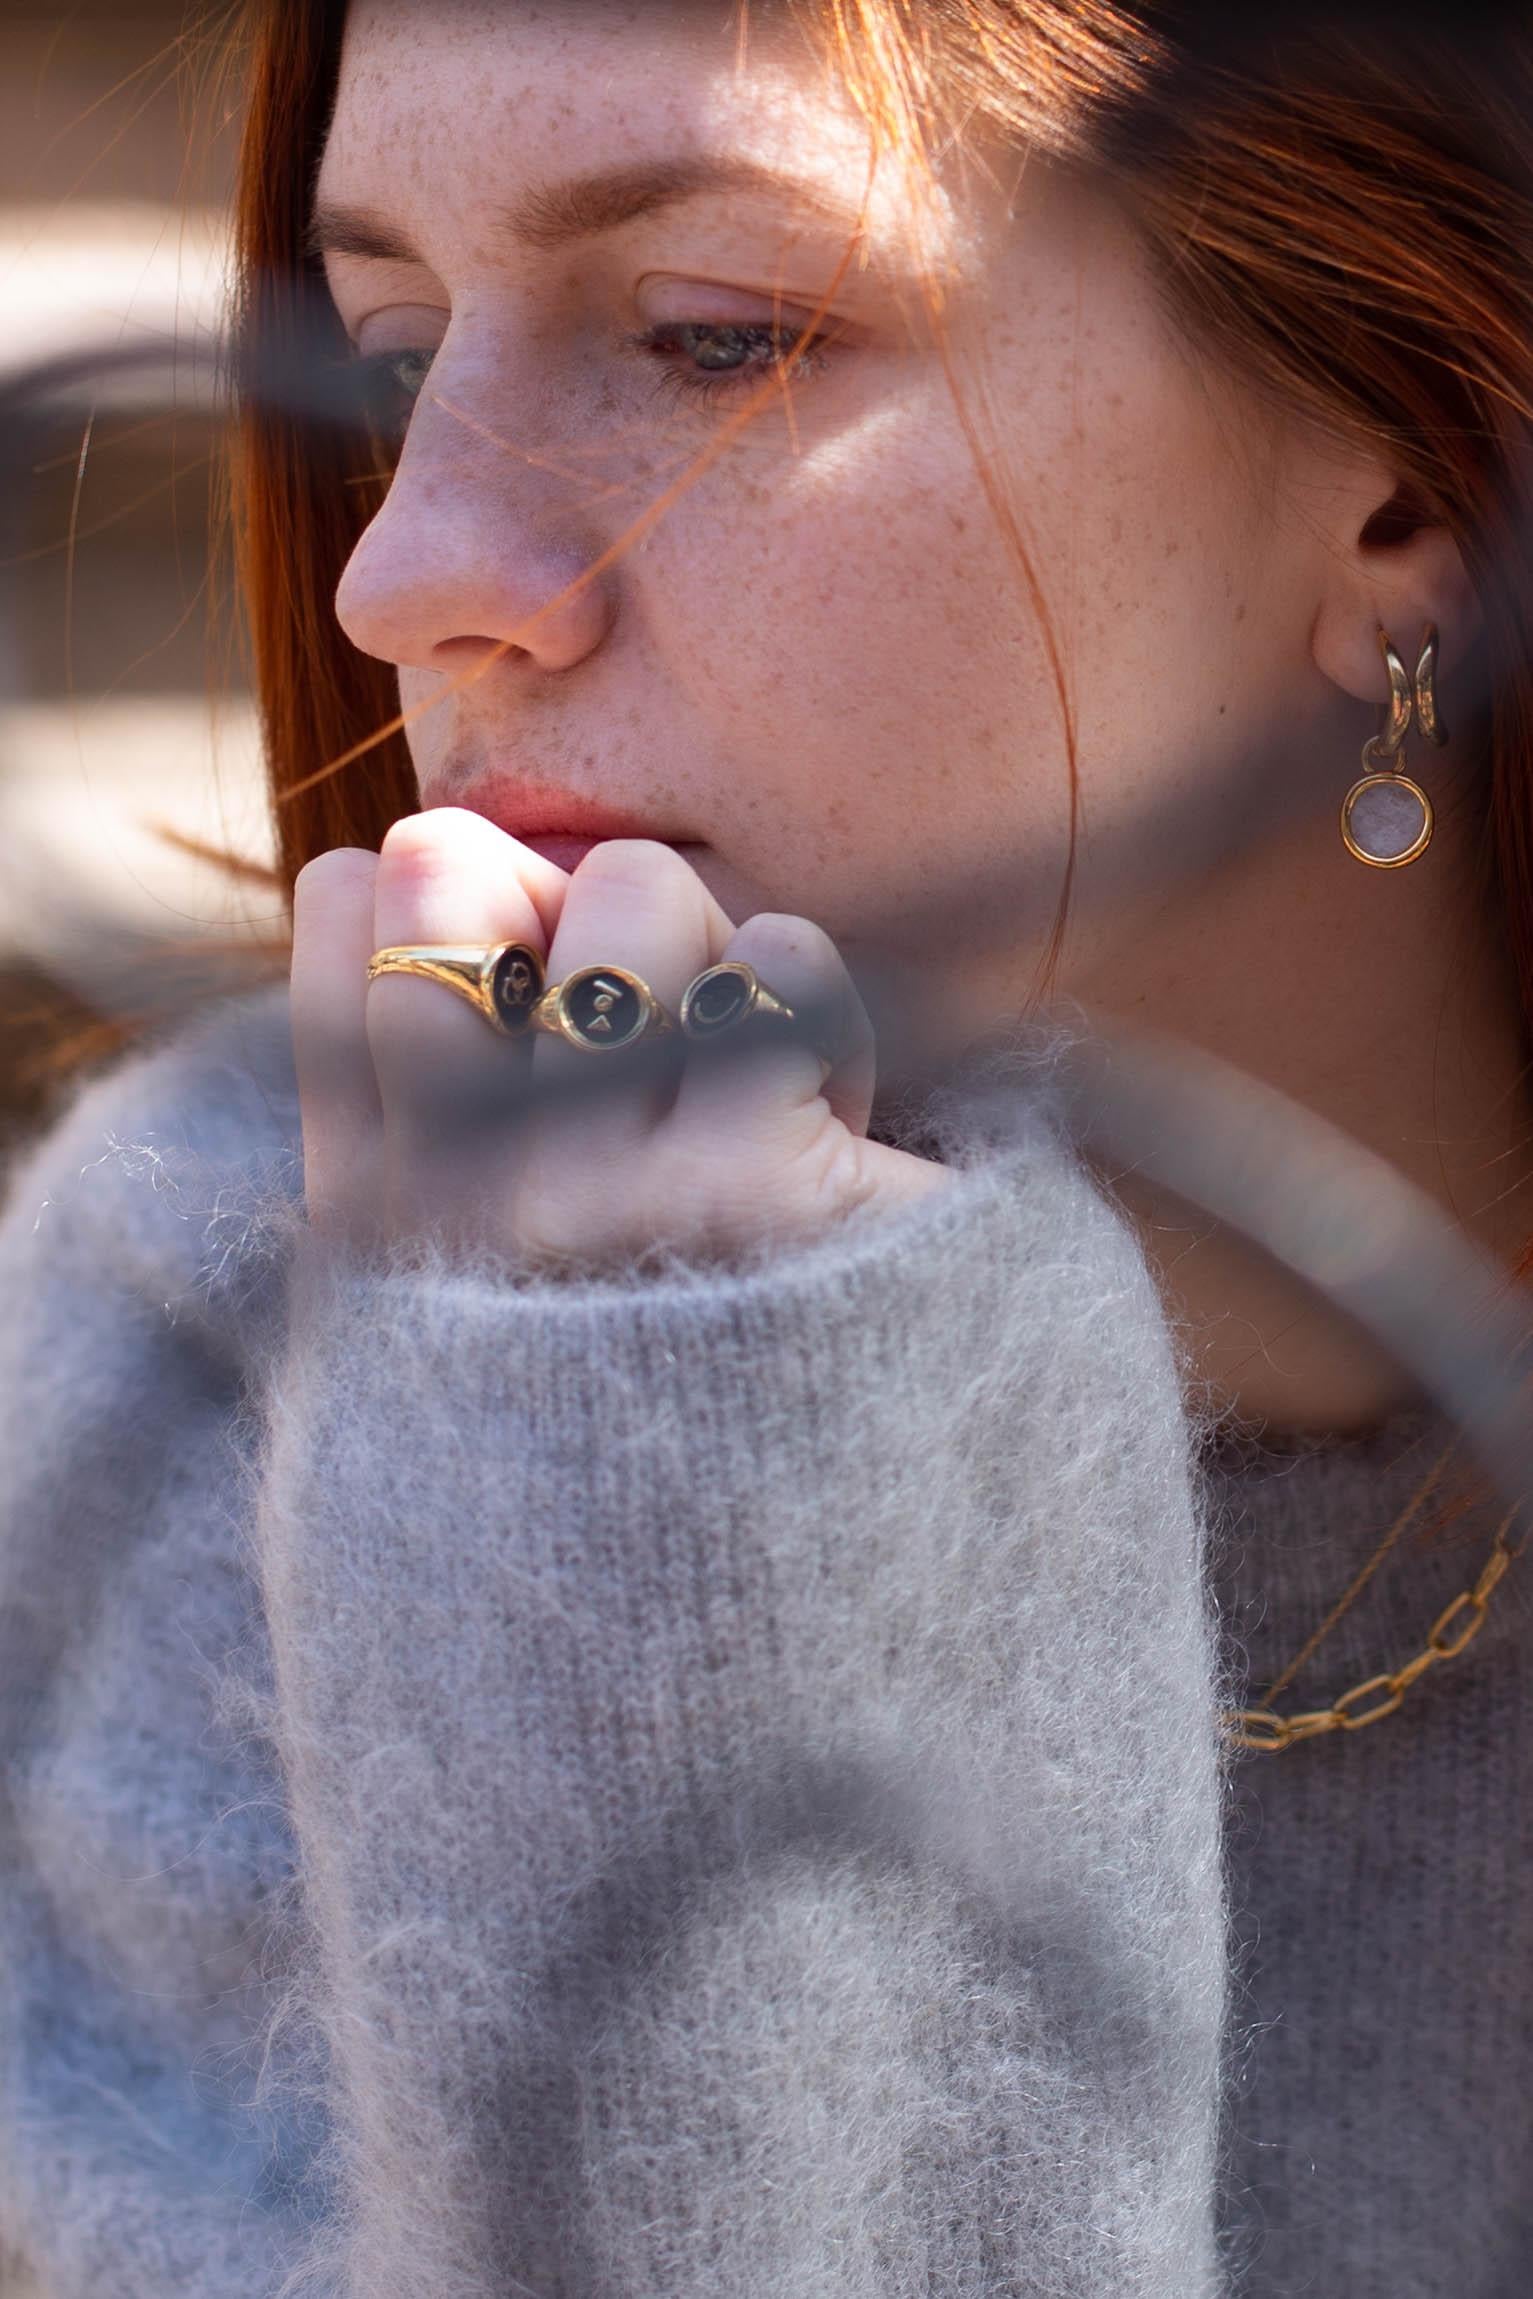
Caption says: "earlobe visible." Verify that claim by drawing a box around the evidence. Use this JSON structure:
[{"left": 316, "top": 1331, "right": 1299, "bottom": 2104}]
[{"left": 1309, "top": 475, "right": 1480, "bottom": 869}]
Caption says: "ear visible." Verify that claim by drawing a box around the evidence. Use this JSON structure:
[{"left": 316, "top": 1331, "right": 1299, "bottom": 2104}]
[{"left": 1310, "top": 466, "right": 1483, "bottom": 710}]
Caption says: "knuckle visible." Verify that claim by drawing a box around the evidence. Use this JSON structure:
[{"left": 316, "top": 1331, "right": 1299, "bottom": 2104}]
[
  {"left": 377, "top": 812, "right": 455, "bottom": 890},
  {"left": 378, "top": 810, "right": 436, "bottom": 857},
  {"left": 573, "top": 838, "right": 690, "bottom": 895},
  {"left": 740, "top": 911, "right": 839, "bottom": 971},
  {"left": 294, "top": 846, "right": 378, "bottom": 913}
]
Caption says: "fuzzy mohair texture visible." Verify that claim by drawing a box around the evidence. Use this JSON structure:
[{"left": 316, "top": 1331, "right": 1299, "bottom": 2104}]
[{"left": 0, "top": 988, "right": 1225, "bottom": 2297}]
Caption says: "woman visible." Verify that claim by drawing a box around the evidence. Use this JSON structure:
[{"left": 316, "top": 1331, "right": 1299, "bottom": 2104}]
[{"left": 3, "top": 1, "right": 1531, "bottom": 2291}]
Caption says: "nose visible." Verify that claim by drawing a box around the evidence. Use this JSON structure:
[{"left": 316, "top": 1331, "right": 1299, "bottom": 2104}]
[{"left": 334, "top": 375, "right": 618, "bottom": 679}]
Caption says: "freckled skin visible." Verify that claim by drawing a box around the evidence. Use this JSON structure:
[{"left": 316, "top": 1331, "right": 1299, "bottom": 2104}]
[
  {"left": 319, "top": 0, "right": 1533, "bottom": 1431},
  {"left": 325, "top": 3, "right": 1291, "bottom": 966}
]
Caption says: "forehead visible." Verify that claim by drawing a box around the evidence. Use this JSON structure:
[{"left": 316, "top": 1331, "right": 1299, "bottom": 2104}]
[{"left": 321, "top": 0, "right": 960, "bottom": 262}]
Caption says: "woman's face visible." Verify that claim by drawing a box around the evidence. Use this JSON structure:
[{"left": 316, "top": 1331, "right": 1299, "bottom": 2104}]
[{"left": 318, "top": 0, "right": 1360, "bottom": 1023}]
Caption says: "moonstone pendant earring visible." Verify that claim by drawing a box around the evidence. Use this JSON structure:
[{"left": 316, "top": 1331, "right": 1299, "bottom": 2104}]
[{"left": 1339, "top": 625, "right": 1444, "bottom": 868}]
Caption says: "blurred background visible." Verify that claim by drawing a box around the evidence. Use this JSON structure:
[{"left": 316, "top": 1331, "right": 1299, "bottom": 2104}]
[{"left": 0, "top": 2, "right": 275, "bottom": 1146}]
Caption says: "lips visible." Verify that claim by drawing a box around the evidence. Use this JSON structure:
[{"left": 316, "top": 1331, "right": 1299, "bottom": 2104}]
[{"left": 430, "top": 782, "right": 688, "bottom": 854}]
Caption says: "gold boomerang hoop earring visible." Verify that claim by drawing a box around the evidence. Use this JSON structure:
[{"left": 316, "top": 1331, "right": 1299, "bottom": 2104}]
[{"left": 1340, "top": 624, "right": 1449, "bottom": 868}]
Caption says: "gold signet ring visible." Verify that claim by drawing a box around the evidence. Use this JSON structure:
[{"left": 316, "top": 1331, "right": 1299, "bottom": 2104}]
[
  {"left": 679, "top": 961, "right": 798, "bottom": 1041},
  {"left": 366, "top": 943, "right": 546, "bottom": 1036},
  {"left": 529, "top": 965, "right": 677, "bottom": 1052}
]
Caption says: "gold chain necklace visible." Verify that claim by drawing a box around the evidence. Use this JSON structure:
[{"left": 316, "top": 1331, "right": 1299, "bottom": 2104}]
[{"left": 1227, "top": 1444, "right": 1523, "bottom": 1753}]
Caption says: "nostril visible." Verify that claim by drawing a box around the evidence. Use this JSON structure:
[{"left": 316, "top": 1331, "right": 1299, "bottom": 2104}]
[
  {"left": 431, "top": 635, "right": 528, "bottom": 672},
  {"left": 334, "top": 493, "right": 617, "bottom": 675}
]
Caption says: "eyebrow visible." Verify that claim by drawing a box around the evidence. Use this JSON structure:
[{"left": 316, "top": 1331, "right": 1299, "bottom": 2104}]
[{"left": 305, "top": 155, "right": 864, "bottom": 265}]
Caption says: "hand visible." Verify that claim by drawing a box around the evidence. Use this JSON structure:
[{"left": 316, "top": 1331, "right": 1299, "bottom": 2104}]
[{"left": 291, "top": 808, "right": 947, "bottom": 1266}]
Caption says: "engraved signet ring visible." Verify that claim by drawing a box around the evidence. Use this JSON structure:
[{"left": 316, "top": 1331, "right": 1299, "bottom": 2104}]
[
  {"left": 366, "top": 942, "right": 546, "bottom": 1036},
  {"left": 679, "top": 961, "right": 798, "bottom": 1041},
  {"left": 529, "top": 965, "right": 677, "bottom": 1052}
]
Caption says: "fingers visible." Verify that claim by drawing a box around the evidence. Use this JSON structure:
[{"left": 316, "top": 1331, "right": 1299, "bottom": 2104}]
[
  {"left": 296, "top": 819, "right": 892, "bottom": 1269},
  {"left": 665, "top": 916, "right": 938, "bottom": 1247},
  {"left": 367, "top": 809, "right": 562, "bottom": 1185},
  {"left": 291, "top": 847, "right": 384, "bottom": 1239},
  {"left": 529, "top": 839, "right": 735, "bottom": 1139},
  {"left": 670, "top": 911, "right": 876, "bottom": 1144}
]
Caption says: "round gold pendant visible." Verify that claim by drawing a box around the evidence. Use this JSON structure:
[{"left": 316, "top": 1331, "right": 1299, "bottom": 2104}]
[{"left": 1340, "top": 771, "right": 1433, "bottom": 868}]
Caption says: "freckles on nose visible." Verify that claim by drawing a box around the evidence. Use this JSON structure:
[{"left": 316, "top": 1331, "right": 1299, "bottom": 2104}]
[{"left": 334, "top": 459, "right": 617, "bottom": 675}]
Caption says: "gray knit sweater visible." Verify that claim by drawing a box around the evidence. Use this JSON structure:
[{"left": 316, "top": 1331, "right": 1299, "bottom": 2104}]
[
  {"left": 0, "top": 988, "right": 1519, "bottom": 2297},
  {"left": 1208, "top": 1414, "right": 1533, "bottom": 2295}
]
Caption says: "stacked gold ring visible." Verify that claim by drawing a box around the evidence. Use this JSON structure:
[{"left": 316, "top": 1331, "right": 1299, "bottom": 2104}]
[
  {"left": 366, "top": 942, "right": 546, "bottom": 1036},
  {"left": 530, "top": 965, "right": 676, "bottom": 1053},
  {"left": 368, "top": 947, "right": 801, "bottom": 1055},
  {"left": 677, "top": 961, "right": 795, "bottom": 1038}
]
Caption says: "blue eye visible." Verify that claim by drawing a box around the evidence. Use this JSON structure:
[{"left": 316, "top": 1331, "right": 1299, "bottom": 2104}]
[
  {"left": 628, "top": 320, "right": 833, "bottom": 405},
  {"left": 384, "top": 347, "right": 436, "bottom": 398},
  {"left": 351, "top": 318, "right": 830, "bottom": 457},
  {"left": 354, "top": 346, "right": 437, "bottom": 449}
]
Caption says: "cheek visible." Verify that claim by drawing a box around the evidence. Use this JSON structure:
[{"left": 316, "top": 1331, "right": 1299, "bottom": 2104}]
[
  {"left": 639, "top": 421, "right": 1063, "bottom": 903},
  {"left": 1056, "top": 396, "right": 1312, "bottom": 904},
  {"left": 628, "top": 337, "right": 1292, "bottom": 958}
]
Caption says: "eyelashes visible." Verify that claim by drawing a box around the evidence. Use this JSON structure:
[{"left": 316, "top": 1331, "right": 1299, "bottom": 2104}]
[
  {"left": 624, "top": 318, "right": 836, "bottom": 405},
  {"left": 352, "top": 347, "right": 435, "bottom": 448},
  {"left": 353, "top": 317, "right": 836, "bottom": 449}
]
